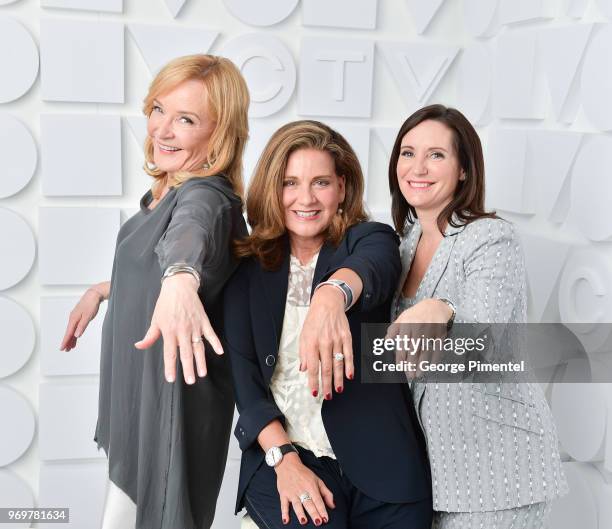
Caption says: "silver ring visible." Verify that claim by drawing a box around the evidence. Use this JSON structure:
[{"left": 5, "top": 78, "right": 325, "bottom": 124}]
[
  {"left": 191, "top": 337, "right": 203, "bottom": 344},
  {"left": 299, "top": 492, "right": 312, "bottom": 504},
  {"left": 333, "top": 352, "right": 345, "bottom": 362}
]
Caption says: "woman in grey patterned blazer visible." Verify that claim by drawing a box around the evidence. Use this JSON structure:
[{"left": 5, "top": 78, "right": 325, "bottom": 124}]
[{"left": 387, "top": 105, "right": 568, "bottom": 528}]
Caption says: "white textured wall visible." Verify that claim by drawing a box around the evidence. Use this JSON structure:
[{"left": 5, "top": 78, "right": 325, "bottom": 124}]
[{"left": 1, "top": 0, "right": 612, "bottom": 527}]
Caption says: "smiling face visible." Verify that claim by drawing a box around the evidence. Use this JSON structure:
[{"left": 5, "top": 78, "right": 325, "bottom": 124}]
[
  {"left": 396, "top": 119, "right": 465, "bottom": 217},
  {"left": 282, "top": 148, "right": 346, "bottom": 248},
  {"left": 146, "top": 79, "right": 216, "bottom": 178}
]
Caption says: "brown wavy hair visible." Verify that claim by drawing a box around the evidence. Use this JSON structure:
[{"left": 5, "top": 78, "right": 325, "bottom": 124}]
[
  {"left": 236, "top": 120, "right": 368, "bottom": 270},
  {"left": 142, "top": 54, "right": 250, "bottom": 198},
  {"left": 388, "top": 104, "right": 497, "bottom": 236}
]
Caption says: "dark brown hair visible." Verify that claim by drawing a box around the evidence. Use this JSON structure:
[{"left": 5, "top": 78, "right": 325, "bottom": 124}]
[
  {"left": 236, "top": 120, "right": 368, "bottom": 270},
  {"left": 388, "top": 104, "right": 496, "bottom": 236}
]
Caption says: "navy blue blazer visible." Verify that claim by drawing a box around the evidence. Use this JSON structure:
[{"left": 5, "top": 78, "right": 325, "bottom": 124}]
[{"left": 222, "top": 222, "right": 431, "bottom": 513}]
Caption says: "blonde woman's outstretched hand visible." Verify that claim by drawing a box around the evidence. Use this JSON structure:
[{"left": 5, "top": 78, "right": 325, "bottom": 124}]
[
  {"left": 134, "top": 273, "right": 224, "bottom": 385},
  {"left": 60, "top": 282, "right": 109, "bottom": 351}
]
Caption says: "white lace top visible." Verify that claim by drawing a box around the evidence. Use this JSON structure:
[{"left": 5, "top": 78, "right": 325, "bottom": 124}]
[{"left": 269, "top": 252, "right": 336, "bottom": 459}]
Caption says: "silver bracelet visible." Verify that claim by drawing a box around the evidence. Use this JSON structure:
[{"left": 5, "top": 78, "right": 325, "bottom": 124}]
[
  {"left": 313, "top": 279, "right": 354, "bottom": 311},
  {"left": 161, "top": 264, "right": 201, "bottom": 285},
  {"left": 437, "top": 298, "right": 456, "bottom": 330}
]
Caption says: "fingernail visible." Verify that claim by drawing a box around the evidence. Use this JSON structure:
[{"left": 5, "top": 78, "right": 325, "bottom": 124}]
[
  {"left": 315, "top": 519, "right": 321, "bottom": 526},
  {"left": 336, "top": 386, "right": 343, "bottom": 393},
  {"left": 282, "top": 517, "right": 288, "bottom": 524},
  {"left": 187, "top": 376, "right": 195, "bottom": 384},
  {"left": 166, "top": 375, "right": 175, "bottom": 383},
  {"left": 198, "top": 370, "right": 206, "bottom": 377},
  {"left": 74, "top": 331, "right": 81, "bottom": 338},
  {"left": 347, "top": 373, "right": 354, "bottom": 380},
  {"left": 325, "top": 393, "right": 331, "bottom": 400},
  {"left": 301, "top": 517, "right": 307, "bottom": 524},
  {"left": 312, "top": 390, "right": 318, "bottom": 397},
  {"left": 323, "top": 517, "right": 328, "bottom": 523}
]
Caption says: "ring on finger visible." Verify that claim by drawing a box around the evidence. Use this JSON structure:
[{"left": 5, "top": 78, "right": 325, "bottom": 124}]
[
  {"left": 191, "top": 336, "right": 203, "bottom": 344},
  {"left": 333, "top": 352, "right": 345, "bottom": 362},
  {"left": 299, "top": 492, "right": 312, "bottom": 504}
]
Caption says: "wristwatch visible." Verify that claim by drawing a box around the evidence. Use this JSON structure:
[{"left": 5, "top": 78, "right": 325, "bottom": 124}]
[
  {"left": 265, "top": 443, "right": 298, "bottom": 467},
  {"left": 437, "top": 298, "right": 457, "bottom": 330}
]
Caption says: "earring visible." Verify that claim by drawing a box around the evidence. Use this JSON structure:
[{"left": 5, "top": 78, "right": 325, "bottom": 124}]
[
  {"left": 337, "top": 207, "right": 344, "bottom": 215},
  {"left": 146, "top": 161, "right": 157, "bottom": 171},
  {"left": 202, "top": 162, "right": 210, "bottom": 170}
]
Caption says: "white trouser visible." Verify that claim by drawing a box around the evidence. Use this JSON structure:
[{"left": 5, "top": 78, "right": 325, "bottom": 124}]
[{"left": 101, "top": 481, "right": 137, "bottom": 529}]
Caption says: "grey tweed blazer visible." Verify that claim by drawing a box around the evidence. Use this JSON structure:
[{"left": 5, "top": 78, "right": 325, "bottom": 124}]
[{"left": 391, "top": 217, "right": 568, "bottom": 513}]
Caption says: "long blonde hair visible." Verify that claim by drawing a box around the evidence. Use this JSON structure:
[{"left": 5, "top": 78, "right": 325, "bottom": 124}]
[
  {"left": 142, "top": 54, "right": 250, "bottom": 198},
  {"left": 236, "top": 120, "right": 368, "bottom": 270}
]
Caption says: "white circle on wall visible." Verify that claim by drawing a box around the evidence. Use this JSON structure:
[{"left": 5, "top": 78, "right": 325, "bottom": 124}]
[
  {"left": 221, "top": 34, "right": 296, "bottom": 118},
  {"left": 0, "top": 297, "right": 35, "bottom": 379},
  {"left": 551, "top": 373, "right": 606, "bottom": 461},
  {"left": 0, "top": 209, "right": 36, "bottom": 291},
  {"left": 581, "top": 24, "right": 612, "bottom": 130},
  {"left": 456, "top": 43, "right": 492, "bottom": 125},
  {"left": 0, "top": 386, "right": 35, "bottom": 466},
  {"left": 0, "top": 17, "right": 39, "bottom": 103},
  {"left": 222, "top": 0, "right": 298, "bottom": 26},
  {"left": 0, "top": 115, "right": 37, "bottom": 198},
  {"left": 558, "top": 248, "right": 612, "bottom": 353},
  {"left": 0, "top": 470, "right": 34, "bottom": 529},
  {"left": 571, "top": 135, "right": 612, "bottom": 241}
]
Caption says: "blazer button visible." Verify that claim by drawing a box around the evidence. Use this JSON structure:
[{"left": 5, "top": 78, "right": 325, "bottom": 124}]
[{"left": 265, "top": 355, "right": 276, "bottom": 366}]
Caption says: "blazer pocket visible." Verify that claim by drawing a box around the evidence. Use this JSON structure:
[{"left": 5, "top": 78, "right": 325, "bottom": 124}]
[{"left": 470, "top": 388, "right": 545, "bottom": 435}]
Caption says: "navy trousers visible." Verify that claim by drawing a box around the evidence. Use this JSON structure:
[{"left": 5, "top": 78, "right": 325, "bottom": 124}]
[{"left": 244, "top": 447, "right": 433, "bottom": 529}]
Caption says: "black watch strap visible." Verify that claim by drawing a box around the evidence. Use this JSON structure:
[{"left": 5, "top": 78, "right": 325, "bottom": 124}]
[{"left": 279, "top": 443, "right": 298, "bottom": 456}]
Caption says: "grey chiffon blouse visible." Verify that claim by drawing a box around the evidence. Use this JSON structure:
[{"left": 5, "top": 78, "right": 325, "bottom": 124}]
[{"left": 95, "top": 175, "right": 247, "bottom": 529}]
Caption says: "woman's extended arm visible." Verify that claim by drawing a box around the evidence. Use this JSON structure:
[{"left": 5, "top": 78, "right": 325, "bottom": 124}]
[
  {"left": 299, "top": 222, "right": 401, "bottom": 398},
  {"left": 135, "top": 181, "right": 233, "bottom": 384},
  {"left": 60, "top": 280, "right": 110, "bottom": 351},
  {"left": 299, "top": 268, "right": 361, "bottom": 399}
]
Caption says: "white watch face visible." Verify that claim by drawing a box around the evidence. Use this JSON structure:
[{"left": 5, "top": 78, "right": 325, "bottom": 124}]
[{"left": 265, "top": 446, "right": 282, "bottom": 467}]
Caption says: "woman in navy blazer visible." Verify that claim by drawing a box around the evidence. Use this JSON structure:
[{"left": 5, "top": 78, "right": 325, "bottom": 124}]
[{"left": 223, "top": 121, "right": 431, "bottom": 528}]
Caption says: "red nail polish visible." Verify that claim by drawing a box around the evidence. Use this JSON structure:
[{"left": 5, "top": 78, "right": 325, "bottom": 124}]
[
  {"left": 347, "top": 373, "right": 354, "bottom": 380},
  {"left": 283, "top": 517, "right": 288, "bottom": 524},
  {"left": 315, "top": 519, "right": 321, "bottom": 526},
  {"left": 336, "top": 386, "right": 343, "bottom": 393},
  {"left": 312, "top": 390, "right": 318, "bottom": 397},
  {"left": 301, "top": 517, "right": 307, "bottom": 524},
  {"left": 325, "top": 393, "right": 331, "bottom": 400}
]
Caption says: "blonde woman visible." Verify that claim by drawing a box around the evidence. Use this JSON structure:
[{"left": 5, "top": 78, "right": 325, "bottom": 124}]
[{"left": 60, "top": 55, "right": 250, "bottom": 529}]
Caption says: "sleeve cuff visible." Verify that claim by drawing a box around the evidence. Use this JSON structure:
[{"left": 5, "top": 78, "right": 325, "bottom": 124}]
[
  {"left": 234, "top": 399, "right": 285, "bottom": 451},
  {"left": 319, "top": 255, "right": 375, "bottom": 312}
]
